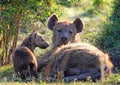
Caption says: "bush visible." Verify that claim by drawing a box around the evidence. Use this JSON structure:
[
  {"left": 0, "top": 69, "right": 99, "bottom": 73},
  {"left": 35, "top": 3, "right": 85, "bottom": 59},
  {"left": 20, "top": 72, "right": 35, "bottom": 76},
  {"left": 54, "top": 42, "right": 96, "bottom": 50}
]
[{"left": 94, "top": 0, "right": 120, "bottom": 50}]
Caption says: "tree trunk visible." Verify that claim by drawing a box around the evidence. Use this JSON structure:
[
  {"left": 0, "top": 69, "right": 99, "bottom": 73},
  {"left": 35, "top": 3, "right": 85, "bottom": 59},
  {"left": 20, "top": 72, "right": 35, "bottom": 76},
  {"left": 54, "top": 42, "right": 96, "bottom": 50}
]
[
  {"left": 7, "top": 2, "right": 21, "bottom": 64},
  {"left": 0, "top": 1, "right": 21, "bottom": 65}
]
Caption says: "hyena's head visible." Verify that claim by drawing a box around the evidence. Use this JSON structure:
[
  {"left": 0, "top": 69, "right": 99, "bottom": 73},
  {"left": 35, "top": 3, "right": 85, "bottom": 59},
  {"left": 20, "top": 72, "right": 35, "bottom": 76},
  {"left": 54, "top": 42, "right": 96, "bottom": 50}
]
[
  {"left": 31, "top": 30, "right": 49, "bottom": 49},
  {"left": 48, "top": 14, "right": 83, "bottom": 47}
]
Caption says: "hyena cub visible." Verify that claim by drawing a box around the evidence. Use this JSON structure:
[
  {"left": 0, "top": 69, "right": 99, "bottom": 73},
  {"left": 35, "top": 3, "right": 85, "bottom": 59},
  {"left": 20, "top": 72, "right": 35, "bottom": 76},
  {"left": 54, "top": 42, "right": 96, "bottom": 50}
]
[
  {"left": 44, "top": 14, "right": 113, "bottom": 82},
  {"left": 12, "top": 30, "right": 49, "bottom": 81}
]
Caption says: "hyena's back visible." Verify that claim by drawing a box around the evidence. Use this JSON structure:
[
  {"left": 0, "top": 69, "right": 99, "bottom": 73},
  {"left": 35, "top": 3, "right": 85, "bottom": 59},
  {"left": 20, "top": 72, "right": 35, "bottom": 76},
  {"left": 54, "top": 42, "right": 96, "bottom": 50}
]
[
  {"left": 12, "top": 47, "right": 37, "bottom": 72},
  {"left": 52, "top": 43, "right": 113, "bottom": 76}
]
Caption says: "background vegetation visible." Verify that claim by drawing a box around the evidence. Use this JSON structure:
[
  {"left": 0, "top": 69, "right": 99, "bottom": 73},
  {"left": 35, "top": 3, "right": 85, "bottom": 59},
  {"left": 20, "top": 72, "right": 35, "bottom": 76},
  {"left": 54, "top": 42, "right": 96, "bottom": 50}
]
[{"left": 0, "top": 0, "right": 120, "bottom": 84}]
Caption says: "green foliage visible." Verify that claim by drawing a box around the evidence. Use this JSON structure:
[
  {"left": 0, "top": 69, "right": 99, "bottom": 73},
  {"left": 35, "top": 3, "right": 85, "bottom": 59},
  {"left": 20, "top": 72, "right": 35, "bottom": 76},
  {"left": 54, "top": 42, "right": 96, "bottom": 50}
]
[
  {"left": 84, "top": 0, "right": 113, "bottom": 18},
  {"left": 56, "top": 0, "right": 80, "bottom": 7},
  {"left": 0, "top": 0, "right": 62, "bottom": 65},
  {"left": 36, "top": 1, "right": 62, "bottom": 23},
  {"left": 93, "top": 0, "right": 113, "bottom": 13},
  {"left": 94, "top": 0, "right": 120, "bottom": 50}
]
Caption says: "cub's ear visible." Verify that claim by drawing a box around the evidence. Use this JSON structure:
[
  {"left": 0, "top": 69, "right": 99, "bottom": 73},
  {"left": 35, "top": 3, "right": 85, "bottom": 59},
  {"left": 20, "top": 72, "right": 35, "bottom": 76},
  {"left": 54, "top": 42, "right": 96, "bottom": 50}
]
[
  {"left": 32, "top": 30, "right": 36, "bottom": 33},
  {"left": 31, "top": 30, "right": 35, "bottom": 36},
  {"left": 48, "top": 14, "right": 58, "bottom": 30},
  {"left": 31, "top": 30, "right": 37, "bottom": 39},
  {"left": 73, "top": 18, "right": 83, "bottom": 33}
]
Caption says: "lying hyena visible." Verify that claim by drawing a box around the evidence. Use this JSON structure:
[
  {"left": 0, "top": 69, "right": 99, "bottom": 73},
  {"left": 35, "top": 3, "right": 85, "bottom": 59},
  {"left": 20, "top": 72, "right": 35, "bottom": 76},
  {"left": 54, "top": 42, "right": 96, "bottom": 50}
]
[
  {"left": 42, "top": 14, "right": 113, "bottom": 82},
  {"left": 37, "top": 13, "right": 83, "bottom": 71},
  {"left": 47, "top": 43, "right": 113, "bottom": 82},
  {"left": 37, "top": 14, "right": 83, "bottom": 71},
  {"left": 12, "top": 30, "right": 49, "bottom": 81}
]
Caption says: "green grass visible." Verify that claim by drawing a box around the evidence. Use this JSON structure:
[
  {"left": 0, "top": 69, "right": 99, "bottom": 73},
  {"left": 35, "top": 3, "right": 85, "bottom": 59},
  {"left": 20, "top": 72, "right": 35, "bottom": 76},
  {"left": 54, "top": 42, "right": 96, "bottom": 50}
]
[{"left": 0, "top": 64, "right": 120, "bottom": 85}]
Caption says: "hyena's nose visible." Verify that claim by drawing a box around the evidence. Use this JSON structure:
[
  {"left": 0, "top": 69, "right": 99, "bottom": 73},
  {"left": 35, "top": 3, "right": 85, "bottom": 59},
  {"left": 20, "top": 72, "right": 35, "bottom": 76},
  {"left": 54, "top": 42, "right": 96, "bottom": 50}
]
[
  {"left": 44, "top": 43, "right": 49, "bottom": 48},
  {"left": 61, "top": 36, "right": 68, "bottom": 42}
]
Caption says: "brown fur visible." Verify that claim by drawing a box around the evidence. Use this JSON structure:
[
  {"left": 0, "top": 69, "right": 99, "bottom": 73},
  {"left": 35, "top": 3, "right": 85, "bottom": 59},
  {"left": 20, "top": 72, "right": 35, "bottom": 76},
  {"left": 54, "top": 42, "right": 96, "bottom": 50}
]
[
  {"left": 12, "top": 47, "right": 38, "bottom": 80},
  {"left": 20, "top": 30, "right": 49, "bottom": 51},
  {"left": 12, "top": 30, "right": 49, "bottom": 80},
  {"left": 37, "top": 14, "right": 83, "bottom": 70},
  {"left": 38, "top": 14, "right": 113, "bottom": 82},
  {"left": 47, "top": 14, "right": 83, "bottom": 48},
  {"left": 45, "top": 43, "right": 113, "bottom": 82}
]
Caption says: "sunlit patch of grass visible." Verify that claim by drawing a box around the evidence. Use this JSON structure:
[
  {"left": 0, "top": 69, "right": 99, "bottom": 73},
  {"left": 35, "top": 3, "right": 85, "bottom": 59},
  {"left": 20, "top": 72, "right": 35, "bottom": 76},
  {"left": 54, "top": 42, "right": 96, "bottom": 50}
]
[
  {"left": 1, "top": 78, "right": 120, "bottom": 85},
  {"left": 0, "top": 64, "right": 14, "bottom": 82},
  {"left": 0, "top": 64, "right": 13, "bottom": 77},
  {"left": 106, "top": 73, "right": 120, "bottom": 84}
]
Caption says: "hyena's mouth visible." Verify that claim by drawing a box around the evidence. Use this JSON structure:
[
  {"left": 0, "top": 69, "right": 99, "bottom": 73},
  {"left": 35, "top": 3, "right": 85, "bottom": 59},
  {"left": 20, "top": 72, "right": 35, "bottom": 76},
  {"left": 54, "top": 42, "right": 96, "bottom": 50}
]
[
  {"left": 37, "top": 43, "right": 49, "bottom": 49},
  {"left": 59, "top": 40, "right": 69, "bottom": 45}
]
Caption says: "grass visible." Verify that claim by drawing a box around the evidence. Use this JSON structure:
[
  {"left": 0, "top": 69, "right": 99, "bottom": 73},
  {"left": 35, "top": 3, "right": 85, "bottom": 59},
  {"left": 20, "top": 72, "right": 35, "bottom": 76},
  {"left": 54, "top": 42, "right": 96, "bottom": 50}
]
[
  {"left": 0, "top": 64, "right": 13, "bottom": 82},
  {"left": 0, "top": 64, "right": 120, "bottom": 85}
]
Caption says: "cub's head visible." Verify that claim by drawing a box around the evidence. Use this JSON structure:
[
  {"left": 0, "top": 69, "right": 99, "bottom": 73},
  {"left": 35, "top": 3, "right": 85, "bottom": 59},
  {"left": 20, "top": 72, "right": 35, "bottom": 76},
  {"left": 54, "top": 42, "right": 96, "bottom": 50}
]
[{"left": 31, "top": 30, "right": 49, "bottom": 49}]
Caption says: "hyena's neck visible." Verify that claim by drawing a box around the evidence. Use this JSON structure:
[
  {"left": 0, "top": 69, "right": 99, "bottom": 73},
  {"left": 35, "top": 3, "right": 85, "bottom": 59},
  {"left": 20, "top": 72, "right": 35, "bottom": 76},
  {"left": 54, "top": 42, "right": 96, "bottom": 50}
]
[{"left": 20, "top": 37, "right": 35, "bottom": 52}]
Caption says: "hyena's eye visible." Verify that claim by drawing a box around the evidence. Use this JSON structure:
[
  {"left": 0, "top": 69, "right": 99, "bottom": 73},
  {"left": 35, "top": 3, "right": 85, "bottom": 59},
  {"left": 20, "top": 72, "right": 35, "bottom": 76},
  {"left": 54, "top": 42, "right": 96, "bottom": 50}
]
[
  {"left": 57, "top": 29, "right": 62, "bottom": 33},
  {"left": 69, "top": 31, "right": 72, "bottom": 34}
]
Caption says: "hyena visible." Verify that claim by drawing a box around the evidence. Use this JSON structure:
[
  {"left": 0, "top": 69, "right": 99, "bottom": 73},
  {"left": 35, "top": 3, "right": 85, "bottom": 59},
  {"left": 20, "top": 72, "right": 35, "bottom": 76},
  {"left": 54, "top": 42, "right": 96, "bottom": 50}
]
[
  {"left": 48, "top": 14, "right": 83, "bottom": 48},
  {"left": 12, "top": 30, "right": 49, "bottom": 81},
  {"left": 42, "top": 14, "right": 113, "bottom": 82},
  {"left": 37, "top": 13, "right": 83, "bottom": 71},
  {"left": 47, "top": 43, "right": 113, "bottom": 82}
]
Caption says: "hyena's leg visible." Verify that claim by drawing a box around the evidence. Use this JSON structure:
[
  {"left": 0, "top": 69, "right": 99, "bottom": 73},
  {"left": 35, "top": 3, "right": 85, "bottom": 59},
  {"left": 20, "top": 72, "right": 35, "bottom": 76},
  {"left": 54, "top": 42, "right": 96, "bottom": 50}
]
[
  {"left": 29, "top": 63, "right": 38, "bottom": 79},
  {"left": 64, "top": 70, "right": 101, "bottom": 82},
  {"left": 64, "top": 68, "right": 81, "bottom": 76},
  {"left": 45, "top": 61, "right": 53, "bottom": 82},
  {"left": 64, "top": 73, "right": 90, "bottom": 82},
  {"left": 24, "top": 66, "right": 32, "bottom": 81},
  {"left": 64, "top": 68, "right": 101, "bottom": 82},
  {"left": 55, "top": 51, "right": 72, "bottom": 81},
  {"left": 45, "top": 66, "right": 50, "bottom": 78},
  {"left": 20, "top": 71, "right": 26, "bottom": 81},
  {"left": 14, "top": 71, "right": 19, "bottom": 78}
]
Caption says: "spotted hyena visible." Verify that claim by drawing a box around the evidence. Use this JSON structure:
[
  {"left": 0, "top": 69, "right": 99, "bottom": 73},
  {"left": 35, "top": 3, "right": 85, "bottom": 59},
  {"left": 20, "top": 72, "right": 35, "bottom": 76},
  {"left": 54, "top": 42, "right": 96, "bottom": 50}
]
[
  {"left": 48, "top": 14, "right": 83, "bottom": 48},
  {"left": 46, "top": 43, "right": 113, "bottom": 82},
  {"left": 12, "top": 30, "right": 49, "bottom": 81},
  {"left": 37, "top": 14, "right": 83, "bottom": 71},
  {"left": 38, "top": 14, "right": 113, "bottom": 82}
]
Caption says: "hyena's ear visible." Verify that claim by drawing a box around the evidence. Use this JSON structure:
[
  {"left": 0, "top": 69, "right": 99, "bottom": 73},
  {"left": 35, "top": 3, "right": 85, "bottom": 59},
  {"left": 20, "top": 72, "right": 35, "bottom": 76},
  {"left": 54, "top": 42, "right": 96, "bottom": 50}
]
[
  {"left": 73, "top": 18, "right": 83, "bottom": 33},
  {"left": 31, "top": 30, "right": 37, "bottom": 38},
  {"left": 48, "top": 14, "right": 58, "bottom": 30}
]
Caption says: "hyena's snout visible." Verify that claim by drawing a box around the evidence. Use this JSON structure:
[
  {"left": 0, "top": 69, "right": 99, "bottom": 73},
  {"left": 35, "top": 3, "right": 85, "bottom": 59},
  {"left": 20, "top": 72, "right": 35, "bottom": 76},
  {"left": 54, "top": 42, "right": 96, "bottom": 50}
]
[
  {"left": 61, "top": 36, "right": 68, "bottom": 44},
  {"left": 41, "top": 41, "right": 49, "bottom": 49},
  {"left": 59, "top": 34, "right": 69, "bottom": 45}
]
